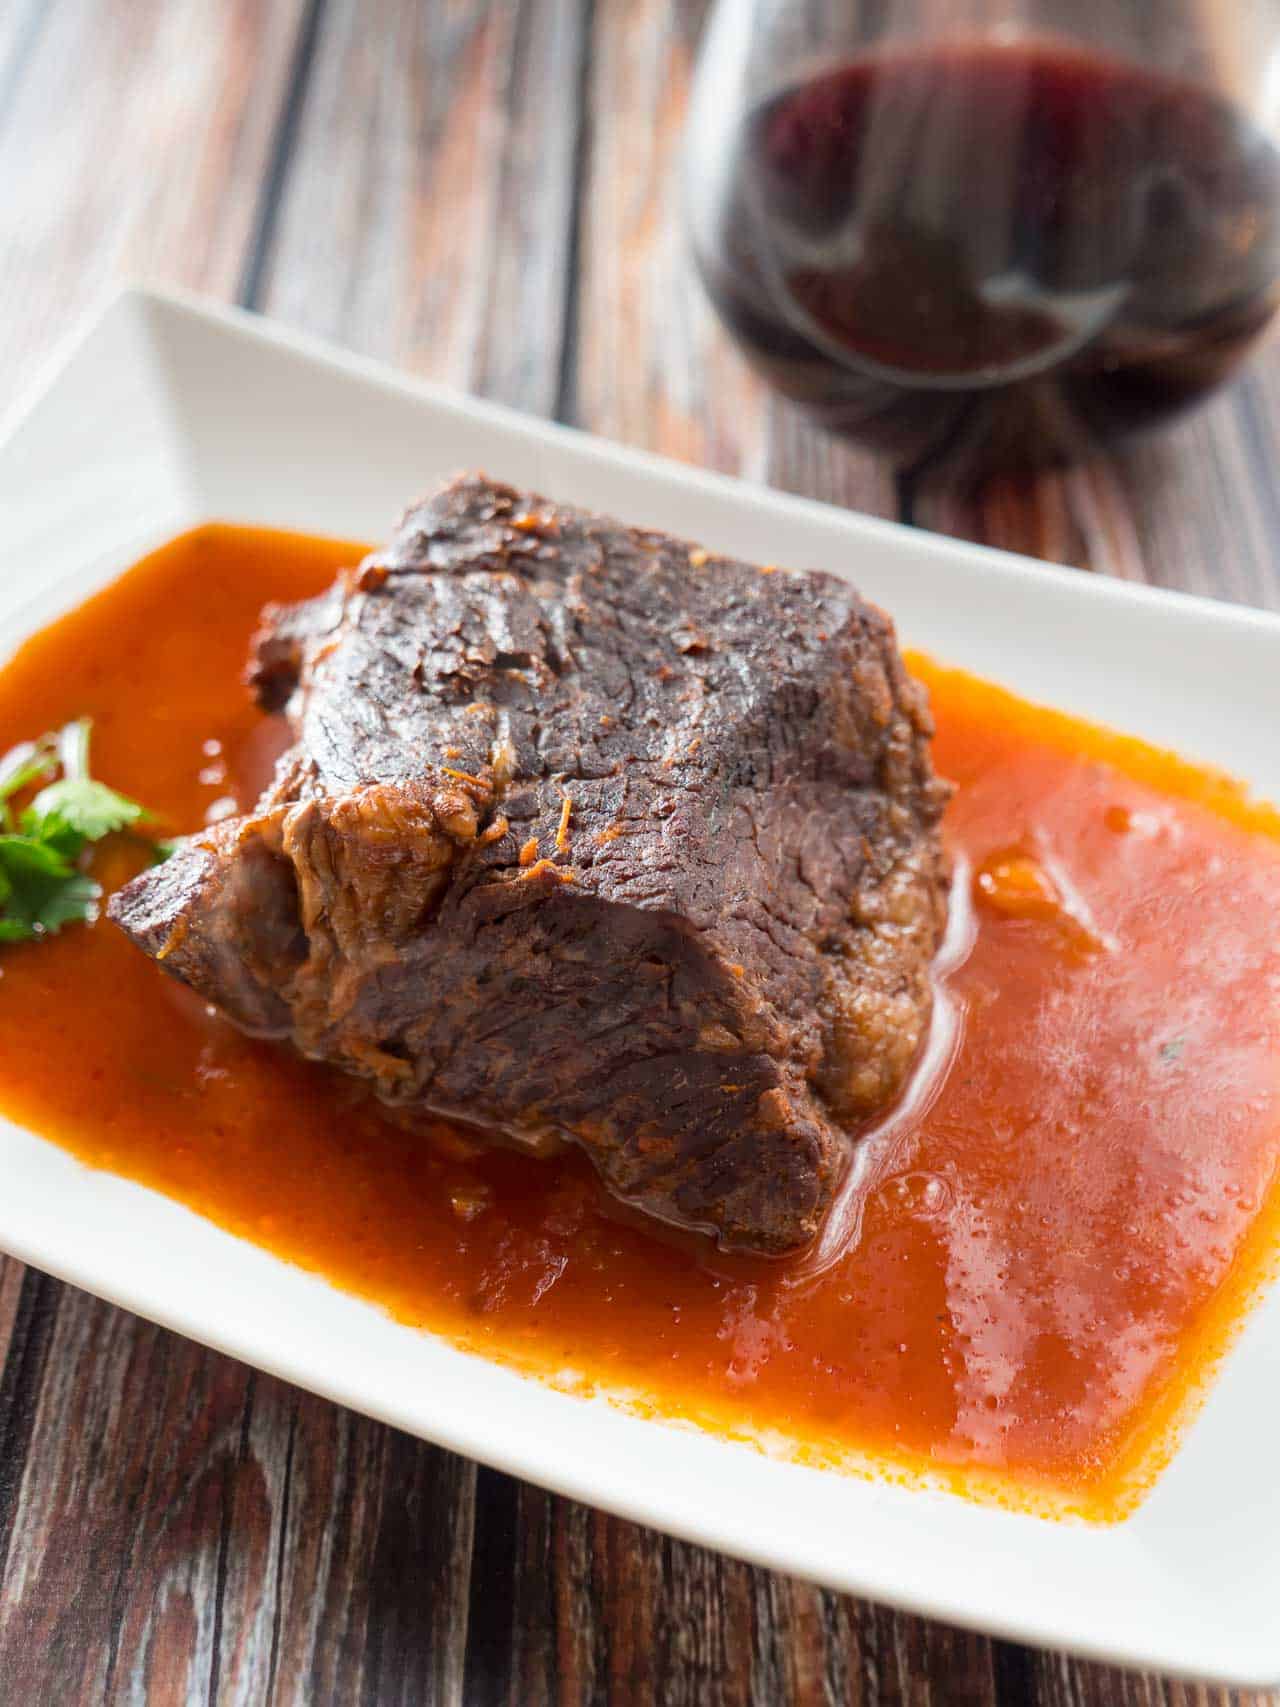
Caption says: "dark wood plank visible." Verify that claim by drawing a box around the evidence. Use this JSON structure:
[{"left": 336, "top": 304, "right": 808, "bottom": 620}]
[
  {"left": 908, "top": 385, "right": 1280, "bottom": 611},
  {"left": 477, "top": 1484, "right": 1011, "bottom": 1707},
  {"left": 0, "top": 1293, "right": 477, "bottom": 1705},
  {"left": 0, "top": 1300, "right": 264, "bottom": 1703},
  {"left": 0, "top": 0, "right": 309, "bottom": 401},
  {"left": 261, "top": 1389, "right": 474, "bottom": 1705},
  {"left": 0, "top": 1258, "right": 26, "bottom": 1371},
  {"left": 572, "top": 0, "right": 758, "bottom": 470},
  {"left": 1009, "top": 1651, "right": 1280, "bottom": 1707},
  {"left": 255, "top": 0, "right": 589, "bottom": 418}
]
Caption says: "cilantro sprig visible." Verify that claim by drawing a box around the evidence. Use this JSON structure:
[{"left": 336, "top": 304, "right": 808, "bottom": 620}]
[{"left": 0, "top": 719, "right": 154, "bottom": 943}]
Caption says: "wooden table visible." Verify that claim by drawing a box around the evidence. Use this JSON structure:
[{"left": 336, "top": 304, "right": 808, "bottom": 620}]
[{"left": 2, "top": 1, "right": 1278, "bottom": 1701}]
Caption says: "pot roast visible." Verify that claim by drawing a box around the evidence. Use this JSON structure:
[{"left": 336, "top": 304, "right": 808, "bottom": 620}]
[{"left": 110, "top": 475, "right": 950, "bottom": 1253}]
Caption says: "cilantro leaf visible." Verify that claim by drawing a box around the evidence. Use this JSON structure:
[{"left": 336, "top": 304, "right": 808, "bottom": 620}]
[
  {"left": 32, "top": 873, "right": 101, "bottom": 931},
  {"left": 22, "top": 808, "right": 85, "bottom": 862},
  {"left": 0, "top": 834, "right": 75, "bottom": 878},
  {"left": 0, "top": 834, "right": 100, "bottom": 940},
  {"left": 25, "top": 777, "right": 145, "bottom": 841},
  {"left": 0, "top": 718, "right": 159, "bottom": 945},
  {"left": 20, "top": 873, "right": 100, "bottom": 935}
]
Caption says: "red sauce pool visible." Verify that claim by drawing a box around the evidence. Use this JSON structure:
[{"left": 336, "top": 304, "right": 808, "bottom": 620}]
[{"left": 2, "top": 525, "right": 1280, "bottom": 1518}]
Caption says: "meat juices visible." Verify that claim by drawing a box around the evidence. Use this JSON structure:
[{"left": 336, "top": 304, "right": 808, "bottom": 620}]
[{"left": 109, "top": 476, "right": 950, "bottom": 1252}]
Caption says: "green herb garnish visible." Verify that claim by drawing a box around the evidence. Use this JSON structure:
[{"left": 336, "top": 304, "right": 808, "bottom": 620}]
[{"left": 0, "top": 719, "right": 152, "bottom": 943}]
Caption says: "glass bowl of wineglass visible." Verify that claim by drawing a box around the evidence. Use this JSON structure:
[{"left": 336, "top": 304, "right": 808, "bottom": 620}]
[{"left": 686, "top": 0, "right": 1280, "bottom": 470}]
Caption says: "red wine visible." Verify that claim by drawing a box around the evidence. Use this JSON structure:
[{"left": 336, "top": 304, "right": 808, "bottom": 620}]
[{"left": 693, "top": 41, "right": 1280, "bottom": 469}]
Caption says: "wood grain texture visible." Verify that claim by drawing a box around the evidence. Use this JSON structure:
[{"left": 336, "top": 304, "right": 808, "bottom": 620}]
[
  {"left": 255, "top": 0, "right": 589, "bottom": 417},
  {"left": 0, "top": 0, "right": 308, "bottom": 400},
  {"left": 2, "top": 0, "right": 1280, "bottom": 1702},
  {"left": 906, "top": 390, "right": 1280, "bottom": 602}
]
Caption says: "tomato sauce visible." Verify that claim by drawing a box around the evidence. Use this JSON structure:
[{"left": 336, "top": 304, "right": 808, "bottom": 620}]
[{"left": 3, "top": 525, "right": 1280, "bottom": 1520}]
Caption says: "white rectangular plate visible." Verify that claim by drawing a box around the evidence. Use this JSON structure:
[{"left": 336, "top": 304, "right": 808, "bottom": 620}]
[{"left": 4, "top": 288, "right": 1280, "bottom": 1686}]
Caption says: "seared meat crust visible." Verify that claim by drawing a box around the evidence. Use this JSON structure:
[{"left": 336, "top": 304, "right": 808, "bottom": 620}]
[{"left": 110, "top": 475, "right": 950, "bottom": 1252}]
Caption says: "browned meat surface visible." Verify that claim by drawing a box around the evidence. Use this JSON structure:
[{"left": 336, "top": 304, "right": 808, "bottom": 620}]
[{"left": 110, "top": 474, "right": 950, "bottom": 1252}]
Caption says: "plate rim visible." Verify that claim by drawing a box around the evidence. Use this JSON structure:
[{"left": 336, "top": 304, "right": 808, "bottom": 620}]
[{"left": 2, "top": 284, "right": 1279, "bottom": 1687}]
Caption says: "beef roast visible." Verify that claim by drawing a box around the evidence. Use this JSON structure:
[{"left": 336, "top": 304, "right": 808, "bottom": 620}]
[{"left": 109, "top": 475, "right": 950, "bottom": 1253}]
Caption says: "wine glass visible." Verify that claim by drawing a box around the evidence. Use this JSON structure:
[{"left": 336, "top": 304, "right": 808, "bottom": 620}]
[{"left": 686, "top": 0, "right": 1280, "bottom": 470}]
